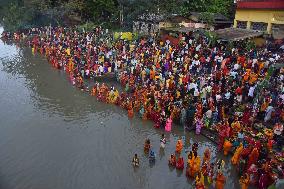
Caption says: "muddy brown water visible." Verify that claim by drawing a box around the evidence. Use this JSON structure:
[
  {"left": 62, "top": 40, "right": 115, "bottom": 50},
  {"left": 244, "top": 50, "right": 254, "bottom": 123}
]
[{"left": 0, "top": 28, "right": 244, "bottom": 189}]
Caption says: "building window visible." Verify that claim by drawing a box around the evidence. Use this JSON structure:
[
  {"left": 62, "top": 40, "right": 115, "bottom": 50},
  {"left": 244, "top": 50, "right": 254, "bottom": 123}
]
[
  {"left": 237, "top": 21, "right": 247, "bottom": 29},
  {"left": 272, "top": 24, "right": 284, "bottom": 39},
  {"left": 251, "top": 22, "right": 267, "bottom": 31},
  {"left": 272, "top": 24, "right": 284, "bottom": 31}
]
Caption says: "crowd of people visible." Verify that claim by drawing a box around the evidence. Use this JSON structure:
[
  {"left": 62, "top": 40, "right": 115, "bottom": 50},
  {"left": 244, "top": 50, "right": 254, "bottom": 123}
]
[{"left": 2, "top": 25, "right": 284, "bottom": 189}]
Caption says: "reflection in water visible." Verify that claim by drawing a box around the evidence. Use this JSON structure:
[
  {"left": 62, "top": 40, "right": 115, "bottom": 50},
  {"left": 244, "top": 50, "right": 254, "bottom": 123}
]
[{"left": 0, "top": 35, "right": 240, "bottom": 189}]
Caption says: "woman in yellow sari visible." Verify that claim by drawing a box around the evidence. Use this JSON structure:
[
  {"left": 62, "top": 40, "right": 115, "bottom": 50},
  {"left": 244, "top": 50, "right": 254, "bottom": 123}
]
[
  {"left": 258, "top": 61, "right": 264, "bottom": 74},
  {"left": 242, "top": 71, "right": 250, "bottom": 84},
  {"left": 186, "top": 152, "right": 195, "bottom": 178},
  {"left": 113, "top": 90, "right": 119, "bottom": 103},
  {"left": 195, "top": 172, "right": 205, "bottom": 189},
  {"left": 192, "top": 152, "right": 201, "bottom": 177},
  {"left": 231, "top": 118, "right": 241, "bottom": 135},
  {"left": 187, "top": 151, "right": 201, "bottom": 178},
  {"left": 249, "top": 72, "right": 258, "bottom": 85},
  {"left": 239, "top": 173, "right": 250, "bottom": 189}
]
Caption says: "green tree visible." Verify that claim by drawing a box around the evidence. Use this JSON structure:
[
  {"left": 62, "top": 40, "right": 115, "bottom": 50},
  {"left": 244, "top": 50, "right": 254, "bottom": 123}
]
[
  {"left": 2, "top": 3, "right": 23, "bottom": 32},
  {"left": 184, "top": 0, "right": 234, "bottom": 17},
  {"left": 199, "top": 12, "right": 214, "bottom": 26},
  {"left": 0, "top": 0, "right": 235, "bottom": 31},
  {"left": 206, "top": 0, "right": 234, "bottom": 17}
]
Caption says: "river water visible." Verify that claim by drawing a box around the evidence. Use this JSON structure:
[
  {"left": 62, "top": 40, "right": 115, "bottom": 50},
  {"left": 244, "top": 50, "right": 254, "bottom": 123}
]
[{"left": 0, "top": 28, "right": 240, "bottom": 189}]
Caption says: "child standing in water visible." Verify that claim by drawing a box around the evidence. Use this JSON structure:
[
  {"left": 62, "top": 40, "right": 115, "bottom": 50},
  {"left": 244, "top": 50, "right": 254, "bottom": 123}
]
[
  {"left": 168, "top": 154, "right": 176, "bottom": 166},
  {"left": 149, "top": 150, "right": 156, "bottom": 162},
  {"left": 144, "top": 139, "right": 151, "bottom": 153},
  {"left": 160, "top": 134, "right": 166, "bottom": 149},
  {"left": 132, "top": 154, "right": 139, "bottom": 167}
]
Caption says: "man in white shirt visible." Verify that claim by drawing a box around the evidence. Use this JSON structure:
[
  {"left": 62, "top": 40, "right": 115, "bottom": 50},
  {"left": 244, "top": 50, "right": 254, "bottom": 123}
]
[
  {"left": 200, "top": 87, "right": 207, "bottom": 100},
  {"left": 99, "top": 65, "right": 104, "bottom": 75},
  {"left": 205, "top": 109, "right": 212, "bottom": 119},
  {"left": 230, "top": 70, "right": 238, "bottom": 79},
  {"left": 225, "top": 90, "right": 231, "bottom": 100},
  {"left": 234, "top": 63, "right": 240, "bottom": 70},
  {"left": 206, "top": 85, "right": 212, "bottom": 94},
  {"left": 85, "top": 69, "right": 90, "bottom": 78},
  {"left": 216, "top": 93, "right": 222, "bottom": 102},
  {"left": 196, "top": 44, "right": 201, "bottom": 51},
  {"left": 188, "top": 82, "right": 197, "bottom": 91},
  {"left": 248, "top": 85, "right": 256, "bottom": 102},
  {"left": 194, "top": 88, "right": 200, "bottom": 97},
  {"left": 248, "top": 85, "right": 255, "bottom": 97},
  {"left": 252, "top": 58, "right": 258, "bottom": 68}
]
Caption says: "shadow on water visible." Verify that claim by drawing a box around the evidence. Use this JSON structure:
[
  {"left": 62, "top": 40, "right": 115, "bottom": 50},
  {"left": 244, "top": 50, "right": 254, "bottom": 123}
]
[{"left": 0, "top": 35, "right": 243, "bottom": 189}]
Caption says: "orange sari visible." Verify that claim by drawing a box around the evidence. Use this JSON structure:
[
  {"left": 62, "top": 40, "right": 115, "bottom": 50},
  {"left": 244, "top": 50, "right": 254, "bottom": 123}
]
[
  {"left": 231, "top": 144, "right": 243, "bottom": 165},
  {"left": 216, "top": 173, "right": 226, "bottom": 189},
  {"left": 223, "top": 140, "right": 232, "bottom": 156},
  {"left": 176, "top": 140, "right": 183, "bottom": 153}
]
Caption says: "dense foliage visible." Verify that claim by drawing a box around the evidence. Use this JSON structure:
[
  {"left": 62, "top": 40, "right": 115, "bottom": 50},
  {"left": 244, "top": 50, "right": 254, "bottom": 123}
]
[{"left": 0, "top": 0, "right": 235, "bottom": 32}]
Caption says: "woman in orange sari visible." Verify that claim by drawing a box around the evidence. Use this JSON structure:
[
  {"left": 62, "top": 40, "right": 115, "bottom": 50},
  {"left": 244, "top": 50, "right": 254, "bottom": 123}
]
[
  {"left": 45, "top": 46, "right": 50, "bottom": 56},
  {"left": 129, "top": 76, "right": 135, "bottom": 90},
  {"left": 91, "top": 86, "right": 97, "bottom": 96},
  {"left": 249, "top": 72, "right": 258, "bottom": 85},
  {"left": 128, "top": 102, "right": 134, "bottom": 118},
  {"left": 142, "top": 108, "right": 148, "bottom": 120},
  {"left": 258, "top": 61, "right": 264, "bottom": 75},
  {"left": 133, "top": 99, "right": 140, "bottom": 112},
  {"left": 172, "top": 105, "right": 180, "bottom": 121},
  {"left": 196, "top": 102, "right": 203, "bottom": 118},
  {"left": 192, "top": 152, "right": 201, "bottom": 177},
  {"left": 186, "top": 152, "right": 195, "bottom": 178},
  {"left": 77, "top": 75, "right": 83, "bottom": 89},
  {"left": 188, "top": 151, "right": 201, "bottom": 178},
  {"left": 242, "top": 71, "right": 250, "bottom": 84},
  {"left": 175, "top": 139, "right": 183, "bottom": 154},
  {"left": 202, "top": 148, "right": 211, "bottom": 163},
  {"left": 215, "top": 172, "right": 226, "bottom": 189},
  {"left": 231, "top": 144, "right": 243, "bottom": 165},
  {"left": 68, "top": 58, "right": 74, "bottom": 73},
  {"left": 247, "top": 147, "right": 259, "bottom": 169},
  {"left": 150, "top": 69, "right": 155, "bottom": 81},
  {"left": 223, "top": 139, "right": 232, "bottom": 156}
]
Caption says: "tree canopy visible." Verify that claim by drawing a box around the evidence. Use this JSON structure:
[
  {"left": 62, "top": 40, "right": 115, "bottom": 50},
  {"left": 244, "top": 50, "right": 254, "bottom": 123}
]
[{"left": 0, "top": 0, "right": 235, "bottom": 32}]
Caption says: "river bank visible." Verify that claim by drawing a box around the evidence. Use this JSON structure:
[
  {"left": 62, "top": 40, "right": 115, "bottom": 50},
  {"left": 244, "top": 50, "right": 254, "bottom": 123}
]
[
  {"left": 0, "top": 27, "right": 249, "bottom": 189},
  {"left": 2, "top": 24, "right": 281, "bottom": 188}
]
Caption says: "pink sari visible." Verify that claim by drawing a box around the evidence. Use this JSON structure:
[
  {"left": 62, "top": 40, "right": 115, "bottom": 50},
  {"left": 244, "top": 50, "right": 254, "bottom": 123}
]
[{"left": 165, "top": 118, "right": 172, "bottom": 132}]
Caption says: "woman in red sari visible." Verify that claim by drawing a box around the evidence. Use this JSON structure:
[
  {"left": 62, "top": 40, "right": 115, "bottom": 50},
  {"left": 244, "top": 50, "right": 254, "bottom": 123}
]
[
  {"left": 242, "top": 105, "right": 252, "bottom": 126},
  {"left": 215, "top": 172, "right": 226, "bottom": 189},
  {"left": 247, "top": 147, "right": 259, "bottom": 169},
  {"left": 128, "top": 102, "right": 134, "bottom": 118}
]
